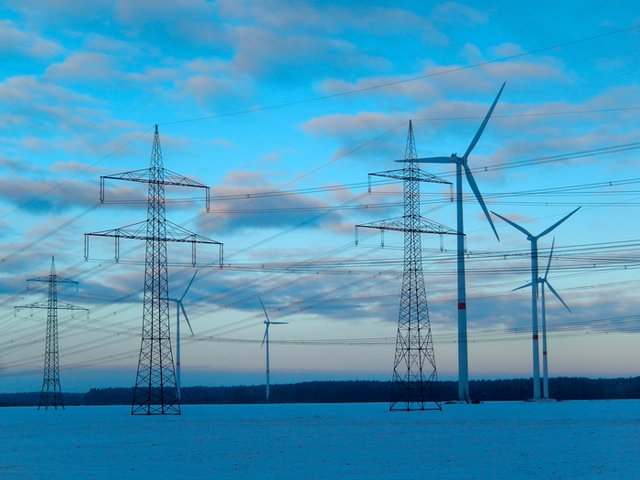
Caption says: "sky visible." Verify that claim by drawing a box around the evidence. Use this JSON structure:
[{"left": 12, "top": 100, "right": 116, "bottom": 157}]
[{"left": 1, "top": 0, "right": 640, "bottom": 393}]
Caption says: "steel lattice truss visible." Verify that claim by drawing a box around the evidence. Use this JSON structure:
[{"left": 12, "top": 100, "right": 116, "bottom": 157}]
[
  {"left": 15, "top": 257, "right": 87, "bottom": 410},
  {"left": 85, "top": 125, "right": 222, "bottom": 415},
  {"left": 357, "top": 121, "right": 457, "bottom": 411}
]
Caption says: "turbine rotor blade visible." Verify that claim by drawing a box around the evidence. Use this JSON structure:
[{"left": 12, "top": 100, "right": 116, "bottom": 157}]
[
  {"left": 463, "top": 82, "right": 506, "bottom": 159},
  {"left": 544, "top": 238, "right": 555, "bottom": 280},
  {"left": 491, "top": 211, "right": 532, "bottom": 238},
  {"left": 464, "top": 163, "right": 499, "bottom": 240},
  {"left": 261, "top": 324, "right": 269, "bottom": 348},
  {"left": 270, "top": 321, "right": 289, "bottom": 325},
  {"left": 537, "top": 207, "right": 581, "bottom": 239},
  {"left": 181, "top": 303, "right": 194, "bottom": 336},
  {"left": 259, "top": 297, "right": 270, "bottom": 324},
  {"left": 512, "top": 281, "right": 533, "bottom": 292},
  {"left": 545, "top": 280, "right": 571, "bottom": 313},
  {"left": 180, "top": 271, "right": 198, "bottom": 302}
]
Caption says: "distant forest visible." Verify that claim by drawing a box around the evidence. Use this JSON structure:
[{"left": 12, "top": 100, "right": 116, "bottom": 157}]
[{"left": 2, "top": 377, "right": 639, "bottom": 407}]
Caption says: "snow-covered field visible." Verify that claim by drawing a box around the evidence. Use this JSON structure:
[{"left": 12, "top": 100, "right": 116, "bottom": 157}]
[{"left": 2, "top": 400, "right": 638, "bottom": 479}]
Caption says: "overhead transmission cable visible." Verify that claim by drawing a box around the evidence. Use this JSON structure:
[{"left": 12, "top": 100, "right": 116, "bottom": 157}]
[{"left": 158, "top": 24, "right": 640, "bottom": 126}]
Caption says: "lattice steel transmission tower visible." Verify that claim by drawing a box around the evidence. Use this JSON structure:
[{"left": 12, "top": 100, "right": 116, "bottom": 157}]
[
  {"left": 356, "top": 121, "right": 457, "bottom": 411},
  {"left": 15, "top": 257, "right": 88, "bottom": 410},
  {"left": 85, "top": 125, "right": 222, "bottom": 415}
]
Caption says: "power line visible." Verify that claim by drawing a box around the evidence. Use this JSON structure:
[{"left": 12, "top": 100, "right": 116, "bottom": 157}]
[{"left": 158, "top": 24, "right": 640, "bottom": 126}]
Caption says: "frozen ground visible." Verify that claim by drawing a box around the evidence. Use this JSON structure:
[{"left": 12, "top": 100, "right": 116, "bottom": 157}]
[{"left": 2, "top": 400, "right": 638, "bottom": 479}]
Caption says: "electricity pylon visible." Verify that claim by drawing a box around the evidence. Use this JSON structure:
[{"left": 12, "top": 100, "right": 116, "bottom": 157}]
[
  {"left": 15, "top": 257, "right": 88, "bottom": 410},
  {"left": 356, "top": 121, "right": 458, "bottom": 411},
  {"left": 85, "top": 125, "right": 223, "bottom": 415}
]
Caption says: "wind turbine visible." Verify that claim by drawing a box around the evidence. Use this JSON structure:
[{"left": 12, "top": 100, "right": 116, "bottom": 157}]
[
  {"left": 513, "top": 238, "right": 571, "bottom": 400},
  {"left": 259, "top": 298, "right": 288, "bottom": 403},
  {"left": 492, "top": 208, "right": 580, "bottom": 400},
  {"left": 167, "top": 271, "right": 197, "bottom": 402},
  {"left": 396, "top": 82, "right": 505, "bottom": 402}
]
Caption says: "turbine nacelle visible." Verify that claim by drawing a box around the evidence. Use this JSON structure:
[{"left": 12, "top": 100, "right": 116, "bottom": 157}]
[
  {"left": 168, "top": 271, "right": 197, "bottom": 336},
  {"left": 393, "top": 82, "right": 506, "bottom": 242},
  {"left": 259, "top": 298, "right": 288, "bottom": 347},
  {"left": 492, "top": 207, "right": 581, "bottom": 243}
]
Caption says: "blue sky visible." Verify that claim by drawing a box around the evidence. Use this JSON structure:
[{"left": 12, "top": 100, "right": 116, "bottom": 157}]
[{"left": 1, "top": 1, "right": 640, "bottom": 392}]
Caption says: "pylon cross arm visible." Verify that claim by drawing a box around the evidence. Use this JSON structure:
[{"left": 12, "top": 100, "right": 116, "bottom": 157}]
[
  {"left": 356, "top": 216, "right": 458, "bottom": 235},
  {"left": 164, "top": 220, "right": 222, "bottom": 245},
  {"left": 85, "top": 220, "right": 223, "bottom": 266},
  {"left": 369, "top": 169, "right": 451, "bottom": 185},
  {"left": 100, "top": 169, "right": 211, "bottom": 211},
  {"left": 162, "top": 169, "right": 208, "bottom": 189},
  {"left": 27, "top": 276, "right": 78, "bottom": 285},
  {"left": 104, "top": 168, "right": 208, "bottom": 189},
  {"left": 101, "top": 168, "right": 151, "bottom": 184},
  {"left": 15, "top": 301, "right": 87, "bottom": 311},
  {"left": 85, "top": 220, "right": 148, "bottom": 239}
]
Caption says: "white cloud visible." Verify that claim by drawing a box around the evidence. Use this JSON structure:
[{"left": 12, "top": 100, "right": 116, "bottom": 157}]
[
  {"left": 0, "top": 20, "right": 63, "bottom": 58},
  {"left": 45, "top": 52, "right": 119, "bottom": 82},
  {"left": 0, "top": 75, "right": 97, "bottom": 110},
  {"left": 0, "top": 177, "right": 98, "bottom": 212},
  {"left": 303, "top": 112, "right": 405, "bottom": 138},
  {"left": 51, "top": 161, "right": 104, "bottom": 174},
  {"left": 180, "top": 75, "right": 248, "bottom": 106},
  {"left": 228, "top": 26, "right": 389, "bottom": 82},
  {"left": 0, "top": 155, "right": 41, "bottom": 173},
  {"left": 114, "top": 0, "right": 227, "bottom": 48},
  {"left": 320, "top": 76, "right": 439, "bottom": 103},
  {"left": 491, "top": 42, "right": 527, "bottom": 57},
  {"left": 6, "top": 0, "right": 115, "bottom": 37},
  {"left": 430, "top": 1, "right": 489, "bottom": 27},
  {"left": 218, "top": 1, "right": 448, "bottom": 43},
  {"left": 197, "top": 179, "right": 344, "bottom": 234}
]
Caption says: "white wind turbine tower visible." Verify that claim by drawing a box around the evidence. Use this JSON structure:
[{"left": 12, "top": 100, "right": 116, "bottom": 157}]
[
  {"left": 492, "top": 208, "right": 580, "bottom": 400},
  {"left": 396, "top": 82, "right": 505, "bottom": 402},
  {"left": 514, "top": 238, "right": 571, "bottom": 400},
  {"left": 260, "top": 298, "right": 288, "bottom": 403},
  {"left": 167, "top": 271, "right": 197, "bottom": 402}
]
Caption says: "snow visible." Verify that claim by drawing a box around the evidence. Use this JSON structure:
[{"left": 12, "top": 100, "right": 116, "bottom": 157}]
[{"left": 2, "top": 400, "right": 638, "bottom": 479}]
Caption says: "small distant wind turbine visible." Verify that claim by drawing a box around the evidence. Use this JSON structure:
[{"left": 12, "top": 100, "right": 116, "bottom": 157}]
[
  {"left": 492, "top": 208, "right": 579, "bottom": 400},
  {"left": 513, "top": 238, "right": 571, "bottom": 400},
  {"left": 395, "top": 82, "right": 505, "bottom": 402},
  {"left": 167, "top": 271, "right": 197, "bottom": 402},
  {"left": 259, "top": 298, "right": 288, "bottom": 403}
]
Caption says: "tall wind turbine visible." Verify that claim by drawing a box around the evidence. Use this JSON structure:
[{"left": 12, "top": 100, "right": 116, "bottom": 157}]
[
  {"left": 167, "top": 271, "right": 197, "bottom": 402},
  {"left": 513, "top": 238, "right": 571, "bottom": 400},
  {"left": 396, "top": 82, "right": 505, "bottom": 402},
  {"left": 492, "top": 208, "right": 580, "bottom": 400},
  {"left": 259, "top": 298, "right": 288, "bottom": 403}
]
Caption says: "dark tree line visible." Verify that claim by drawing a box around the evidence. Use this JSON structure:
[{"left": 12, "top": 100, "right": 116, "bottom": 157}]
[{"left": 2, "top": 377, "right": 639, "bottom": 407}]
